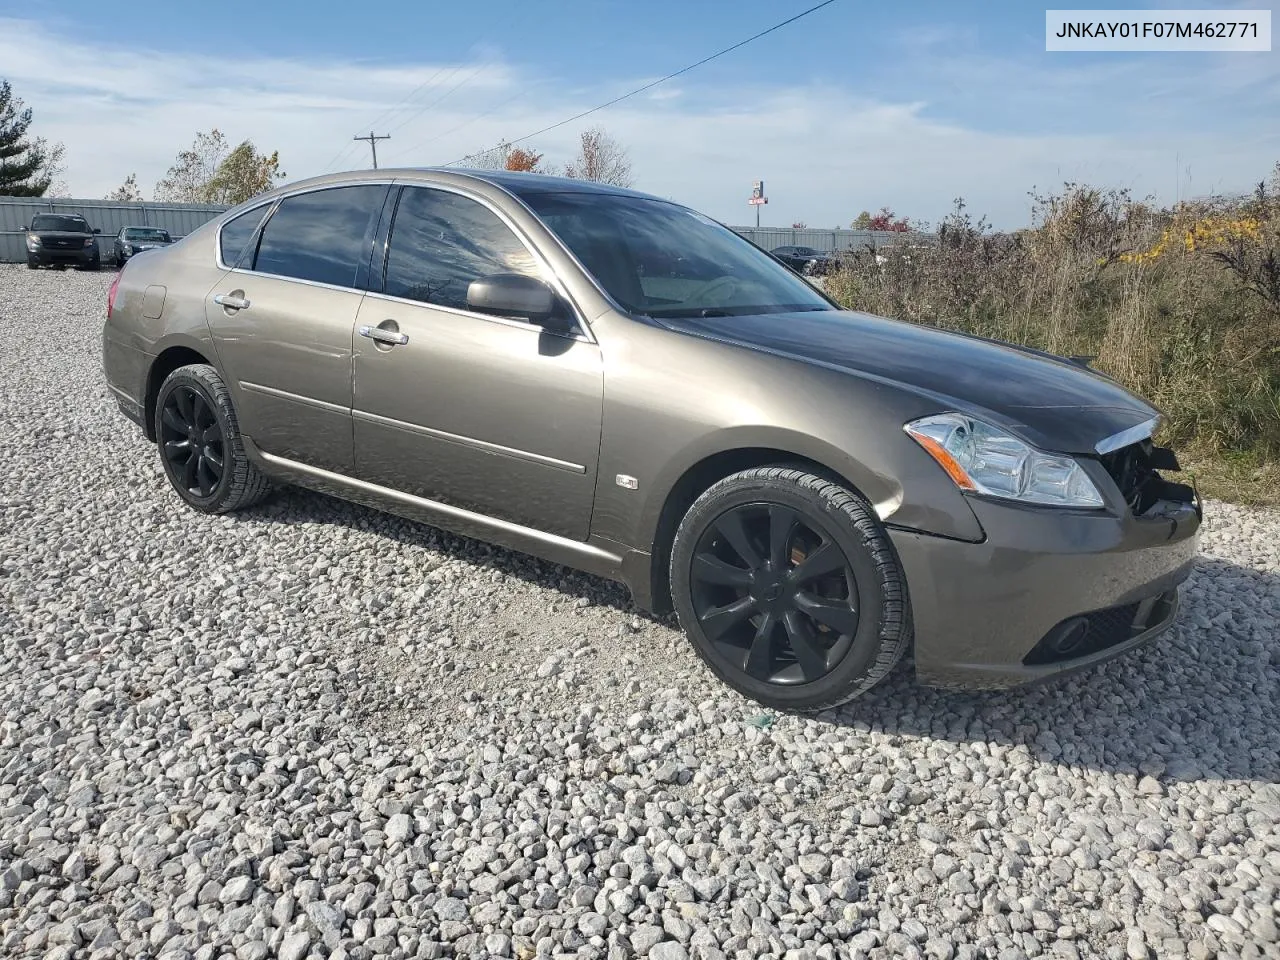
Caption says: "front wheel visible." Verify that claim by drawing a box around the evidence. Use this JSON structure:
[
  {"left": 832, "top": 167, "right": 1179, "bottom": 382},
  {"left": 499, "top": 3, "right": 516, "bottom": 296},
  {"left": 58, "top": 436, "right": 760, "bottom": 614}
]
[
  {"left": 154, "top": 364, "right": 271, "bottom": 514},
  {"left": 670, "top": 467, "right": 910, "bottom": 711}
]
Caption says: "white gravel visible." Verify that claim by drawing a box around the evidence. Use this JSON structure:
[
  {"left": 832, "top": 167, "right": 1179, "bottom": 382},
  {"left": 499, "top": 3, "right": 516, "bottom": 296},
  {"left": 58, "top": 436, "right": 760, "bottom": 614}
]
[{"left": 1, "top": 263, "right": 1277, "bottom": 960}]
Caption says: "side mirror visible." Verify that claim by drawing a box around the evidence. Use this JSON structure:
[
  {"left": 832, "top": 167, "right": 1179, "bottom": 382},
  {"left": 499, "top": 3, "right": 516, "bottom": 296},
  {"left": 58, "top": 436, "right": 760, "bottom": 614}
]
[
  {"left": 93, "top": 227, "right": 101, "bottom": 234},
  {"left": 467, "top": 274, "right": 559, "bottom": 326}
]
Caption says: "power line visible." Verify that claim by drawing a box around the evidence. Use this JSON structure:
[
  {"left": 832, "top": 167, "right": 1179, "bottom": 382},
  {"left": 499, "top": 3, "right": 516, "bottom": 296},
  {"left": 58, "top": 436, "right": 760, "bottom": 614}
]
[
  {"left": 394, "top": 80, "right": 550, "bottom": 161},
  {"left": 445, "top": 0, "right": 840, "bottom": 166}
]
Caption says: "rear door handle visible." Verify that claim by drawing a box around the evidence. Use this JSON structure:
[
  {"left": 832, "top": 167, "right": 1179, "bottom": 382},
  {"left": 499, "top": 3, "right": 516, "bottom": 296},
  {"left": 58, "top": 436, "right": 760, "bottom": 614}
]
[
  {"left": 359, "top": 325, "right": 409, "bottom": 346},
  {"left": 213, "top": 293, "right": 250, "bottom": 310}
]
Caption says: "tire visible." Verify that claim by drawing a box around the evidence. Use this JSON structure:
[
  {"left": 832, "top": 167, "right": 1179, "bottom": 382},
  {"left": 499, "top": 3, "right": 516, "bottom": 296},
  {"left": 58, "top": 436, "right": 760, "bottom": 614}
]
[
  {"left": 26, "top": 257, "right": 38, "bottom": 270},
  {"left": 154, "top": 363, "right": 271, "bottom": 514},
  {"left": 670, "top": 466, "right": 910, "bottom": 712}
]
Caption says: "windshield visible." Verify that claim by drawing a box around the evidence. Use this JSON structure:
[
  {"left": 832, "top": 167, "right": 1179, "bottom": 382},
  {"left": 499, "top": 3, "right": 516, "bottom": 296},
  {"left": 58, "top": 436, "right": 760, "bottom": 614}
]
[
  {"left": 124, "top": 228, "right": 170, "bottom": 242},
  {"left": 520, "top": 192, "right": 832, "bottom": 318},
  {"left": 31, "top": 215, "right": 89, "bottom": 233}
]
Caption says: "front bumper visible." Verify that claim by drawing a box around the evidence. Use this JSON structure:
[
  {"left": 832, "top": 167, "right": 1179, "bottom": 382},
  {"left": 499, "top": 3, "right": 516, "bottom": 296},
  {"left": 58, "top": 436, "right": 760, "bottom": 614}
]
[
  {"left": 891, "top": 495, "right": 1200, "bottom": 689},
  {"left": 31, "top": 246, "right": 98, "bottom": 265}
]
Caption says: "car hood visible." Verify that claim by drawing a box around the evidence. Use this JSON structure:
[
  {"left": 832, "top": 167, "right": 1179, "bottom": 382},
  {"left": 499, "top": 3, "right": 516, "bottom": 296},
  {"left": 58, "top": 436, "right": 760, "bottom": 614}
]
[
  {"left": 32, "top": 231, "right": 93, "bottom": 240},
  {"left": 663, "top": 309, "right": 1160, "bottom": 455}
]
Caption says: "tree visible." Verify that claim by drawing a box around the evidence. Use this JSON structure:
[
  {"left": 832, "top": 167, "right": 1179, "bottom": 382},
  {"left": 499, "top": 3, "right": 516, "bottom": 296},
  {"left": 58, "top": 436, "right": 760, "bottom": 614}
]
[
  {"left": 105, "top": 173, "right": 144, "bottom": 202},
  {"left": 155, "top": 128, "right": 227, "bottom": 202},
  {"left": 155, "top": 129, "right": 283, "bottom": 204},
  {"left": 853, "top": 207, "right": 910, "bottom": 232},
  {"left": 0, "top": 80, "right": 64, "bottom": 196},
  {"left": 466, "top": 140, "right": 514, "bottom": 171},
  {"left": 205, "top": 141, "right": 284, "bottom": 205},
  {"left": 505, "top": 146, "right": 543, "bottom": 173},
  {"left": 563, "top": 127, "right": 633, "bottom": 187}
]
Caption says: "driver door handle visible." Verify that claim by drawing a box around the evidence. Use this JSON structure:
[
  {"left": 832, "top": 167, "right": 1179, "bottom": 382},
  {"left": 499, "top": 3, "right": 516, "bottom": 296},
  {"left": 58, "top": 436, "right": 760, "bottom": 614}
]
[
  {"left": 213, "top": 293, "right": 251, "bottom": 310},
  {"left": 359, "top": 325, "right": 409, "bottom": 346}
]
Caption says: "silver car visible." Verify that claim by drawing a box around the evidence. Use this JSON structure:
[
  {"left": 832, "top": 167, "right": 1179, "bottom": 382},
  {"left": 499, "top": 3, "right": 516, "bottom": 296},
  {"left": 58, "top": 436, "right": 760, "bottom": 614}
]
[{"left": 102, "top": 169, "right": 1201, "bottom": 710}]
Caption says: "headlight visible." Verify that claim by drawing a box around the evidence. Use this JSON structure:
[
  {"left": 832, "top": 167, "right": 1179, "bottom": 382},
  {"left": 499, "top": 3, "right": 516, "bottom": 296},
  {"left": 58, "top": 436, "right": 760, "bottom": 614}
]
[
  {"left": 84, "top": 238, "right": 96, "bottom": 248},
  {"left": 26, "top": 235, "right": 40, "bottom": 249},
  {"left": 905, "top": 412, "right": 1104, "bottom": 508}
]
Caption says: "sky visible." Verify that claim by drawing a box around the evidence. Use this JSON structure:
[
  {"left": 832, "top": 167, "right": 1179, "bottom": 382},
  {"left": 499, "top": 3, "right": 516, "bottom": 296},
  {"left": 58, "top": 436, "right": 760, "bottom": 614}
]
[{"left": 0, "top": 0, "right": 1276, "bottom": 227}]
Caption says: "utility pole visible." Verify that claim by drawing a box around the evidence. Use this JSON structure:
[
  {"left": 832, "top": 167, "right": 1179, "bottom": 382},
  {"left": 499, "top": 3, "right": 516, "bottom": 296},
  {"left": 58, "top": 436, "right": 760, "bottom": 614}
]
[{"left": 353, "top": 131, "right": 391, "bottom": 169}]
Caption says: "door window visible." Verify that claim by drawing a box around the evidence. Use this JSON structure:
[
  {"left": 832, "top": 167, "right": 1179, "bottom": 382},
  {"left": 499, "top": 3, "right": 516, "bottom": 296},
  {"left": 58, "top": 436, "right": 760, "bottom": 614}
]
[
  {"left": 383, "top": 186, "right": 548, "bottom": 315},
  {"left": 253, "top": 185, "right": 384, "bottom": 287}
]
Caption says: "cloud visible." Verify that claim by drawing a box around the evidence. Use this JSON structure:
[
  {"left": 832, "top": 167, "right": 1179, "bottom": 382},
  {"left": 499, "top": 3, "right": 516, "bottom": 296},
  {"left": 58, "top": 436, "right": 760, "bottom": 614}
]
[{"left": 2, "top": 16, "right": 1275, "bottom": 227}]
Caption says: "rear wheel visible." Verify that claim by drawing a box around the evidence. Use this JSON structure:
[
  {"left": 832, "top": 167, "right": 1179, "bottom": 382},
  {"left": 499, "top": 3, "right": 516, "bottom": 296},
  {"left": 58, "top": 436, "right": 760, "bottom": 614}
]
[
  {"left": 154, "top": 364, "right": 270, "bottom": 514},
  {"left": 670, "top": 466, "right": 910, "bottom": 711}
]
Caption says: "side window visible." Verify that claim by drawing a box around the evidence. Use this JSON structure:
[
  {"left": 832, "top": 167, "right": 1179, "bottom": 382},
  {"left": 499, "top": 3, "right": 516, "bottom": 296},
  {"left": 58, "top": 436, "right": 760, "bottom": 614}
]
[
  {"left": 384, "top": 187, "right": 544, "bottom": 313},
  {"left": 219, "top": 206, "right": 270, "bottom": 267},
  {"left": 253, "top": 185, "right": 384, "bottom": 287}
]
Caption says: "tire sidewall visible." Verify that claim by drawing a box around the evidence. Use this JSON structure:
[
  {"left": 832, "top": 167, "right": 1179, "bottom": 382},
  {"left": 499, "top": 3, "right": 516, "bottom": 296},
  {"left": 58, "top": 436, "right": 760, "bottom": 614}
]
[
  {"left": 670, "top": 472, "right": 893, "bottom": 710},
  {"left": 154, "top": 369, "right": 236, "bottom": 511}
]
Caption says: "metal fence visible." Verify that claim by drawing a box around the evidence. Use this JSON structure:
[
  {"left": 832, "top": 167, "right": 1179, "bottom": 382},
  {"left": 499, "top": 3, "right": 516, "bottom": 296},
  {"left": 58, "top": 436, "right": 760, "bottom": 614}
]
[
  {"left": 0, "top": 197, "right": 228, "bottom": 263},
  {"left": 730, "top": 227, "right": 929, "bottom": 253},
  {"left": 0, "top": 195, "right": 929, "bottom": 264}
]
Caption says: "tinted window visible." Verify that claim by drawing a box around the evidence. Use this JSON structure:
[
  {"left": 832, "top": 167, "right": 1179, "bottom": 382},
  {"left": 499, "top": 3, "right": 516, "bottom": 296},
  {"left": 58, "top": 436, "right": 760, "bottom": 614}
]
[
  {"left": 125, "top": 228, "right": 170, "bottom": 242},
  {"left": 253, "top": 185, "right": 383, "bottom": 287},
  {"left": 384, "top": 187, "right": 541, "bottom": 312},
  {"left": 523, "top": 192, "right": 830, "bottom": 318},
  {"left": 31, "top": 215, "right": 89, "bottom": 232},
  {"left": 219, "top": 206, "right": 270, "bottom": 267}
]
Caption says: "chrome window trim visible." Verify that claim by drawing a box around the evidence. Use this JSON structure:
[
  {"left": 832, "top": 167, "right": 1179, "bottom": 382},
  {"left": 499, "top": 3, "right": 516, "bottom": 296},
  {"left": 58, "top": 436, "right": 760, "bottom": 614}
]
[
  {"left": 362, "top": 289, "right": 594, "bottom": 344},
  {"left": 1095, "top": 415, "right": 1162, "bottom": 455},
  {"left": 240, "top": 380, "right": 350, "bottom": 416},
  {"left": 382, "top": 179, "right": 596, "bottom": 344},
  {"left": 351, "top": 407, "right": 587, "bottom": 474}
]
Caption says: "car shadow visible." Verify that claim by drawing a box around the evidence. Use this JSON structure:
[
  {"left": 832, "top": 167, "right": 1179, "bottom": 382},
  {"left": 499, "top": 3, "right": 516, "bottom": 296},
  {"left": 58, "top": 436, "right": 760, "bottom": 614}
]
[{"left": 237, "top": 486, "right": 1278, "bottom": 785}]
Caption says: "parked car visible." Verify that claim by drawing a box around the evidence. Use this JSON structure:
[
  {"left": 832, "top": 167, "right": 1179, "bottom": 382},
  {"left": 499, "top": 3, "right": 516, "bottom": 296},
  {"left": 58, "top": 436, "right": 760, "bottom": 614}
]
[
  {"left": 770, "top": 245, "right": 835, "bottom": 275},
  {"left": 25, "top": 213, "right": 101, "bottom": 270},
  {"left": 102, "top": 170, "right": 1201, "bottom": 711},
  {"left": 113, "top": 226, "right": 174, "bottom": 265}
]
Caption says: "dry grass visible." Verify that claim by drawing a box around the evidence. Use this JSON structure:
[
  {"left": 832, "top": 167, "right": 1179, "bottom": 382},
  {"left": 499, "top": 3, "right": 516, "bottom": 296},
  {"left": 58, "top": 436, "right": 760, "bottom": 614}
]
[{"left": 823, "top": 167, "right": 1280, "bottom": 501}]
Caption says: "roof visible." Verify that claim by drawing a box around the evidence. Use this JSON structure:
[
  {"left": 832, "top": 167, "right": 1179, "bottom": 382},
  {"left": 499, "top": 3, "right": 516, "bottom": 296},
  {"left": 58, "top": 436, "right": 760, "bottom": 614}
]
[{"left": 433, "top": 168, "right": 661, "bottom": 202}]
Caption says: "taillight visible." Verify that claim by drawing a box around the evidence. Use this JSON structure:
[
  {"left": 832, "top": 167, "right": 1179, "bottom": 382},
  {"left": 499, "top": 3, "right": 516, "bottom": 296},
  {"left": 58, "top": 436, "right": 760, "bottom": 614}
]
[{"left": 107, "top": 273, "right": 121, "bottom": 319}]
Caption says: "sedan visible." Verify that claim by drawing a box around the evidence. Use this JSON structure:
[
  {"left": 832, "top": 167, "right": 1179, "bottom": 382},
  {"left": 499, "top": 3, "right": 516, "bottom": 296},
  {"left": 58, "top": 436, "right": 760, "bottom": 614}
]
[
  {"left": 102, "top": 170, "right": 1200, "bottom": 710},
  {"left": 770, "top": 245, "right": 835, "bottom": 275},
  {"left": 113, "top": 226, "right": 174, "bottom": 265}
]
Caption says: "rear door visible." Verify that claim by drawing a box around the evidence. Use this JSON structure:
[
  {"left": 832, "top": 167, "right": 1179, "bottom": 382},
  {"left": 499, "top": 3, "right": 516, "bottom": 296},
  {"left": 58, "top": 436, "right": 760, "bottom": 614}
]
[
  {"left": 351, "top": 184, "right": 603, "bottom": 540},
  {"left": 204, "top": 184, "right": 389, "bottom": 474}
]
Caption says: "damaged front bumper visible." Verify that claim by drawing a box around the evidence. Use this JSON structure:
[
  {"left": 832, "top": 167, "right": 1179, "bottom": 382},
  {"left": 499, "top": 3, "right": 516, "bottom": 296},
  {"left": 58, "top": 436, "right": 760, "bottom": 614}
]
[{"left": 892, "top": 436, "right": 1202, "bottom": 690}]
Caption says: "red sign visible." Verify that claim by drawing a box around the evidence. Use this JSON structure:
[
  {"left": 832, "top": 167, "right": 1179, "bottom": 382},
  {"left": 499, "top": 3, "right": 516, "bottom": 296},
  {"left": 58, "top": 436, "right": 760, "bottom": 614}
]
[{"left": 748, "top": 197, "right": 768, "bottom": 205}]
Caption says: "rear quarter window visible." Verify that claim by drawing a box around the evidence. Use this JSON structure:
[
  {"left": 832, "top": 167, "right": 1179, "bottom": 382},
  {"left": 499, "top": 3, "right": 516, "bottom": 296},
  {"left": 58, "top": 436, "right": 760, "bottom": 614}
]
[{"left": 219, "top": 206, "right": 270, "bottom": 268}]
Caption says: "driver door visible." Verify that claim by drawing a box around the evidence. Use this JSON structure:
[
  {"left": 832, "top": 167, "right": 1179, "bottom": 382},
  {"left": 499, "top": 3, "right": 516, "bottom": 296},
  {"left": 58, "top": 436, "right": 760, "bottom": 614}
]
[{"left": 351, "top": 185, "right": 603, "bottom": 541}]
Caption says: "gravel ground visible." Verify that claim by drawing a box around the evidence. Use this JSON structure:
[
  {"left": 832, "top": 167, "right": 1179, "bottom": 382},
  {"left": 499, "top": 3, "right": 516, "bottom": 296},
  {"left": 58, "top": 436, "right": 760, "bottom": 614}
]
[{"left": 1, "top": 263, "right": 1277, "bottom": 960}]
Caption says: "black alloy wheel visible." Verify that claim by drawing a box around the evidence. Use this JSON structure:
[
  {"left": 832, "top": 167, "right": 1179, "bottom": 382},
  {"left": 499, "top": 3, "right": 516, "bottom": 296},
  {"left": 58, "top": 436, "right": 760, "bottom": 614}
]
[
  {"left": 689, "top": 502, "right": 858, "bottom": 685},
  {"left": 160, "top": 384, "right": 225, "bottom": 500},
  {"left": 153, "top": 364, "right": 271, "bottom": 514},
  {"left": 671, "top": 466, "right": 910, "bottom": 711}
]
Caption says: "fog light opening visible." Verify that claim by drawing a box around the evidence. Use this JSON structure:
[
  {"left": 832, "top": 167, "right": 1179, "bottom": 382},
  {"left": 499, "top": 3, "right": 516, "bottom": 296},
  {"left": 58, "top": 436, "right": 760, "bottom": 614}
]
[{"left": 1048, "top": 617, "right": 1090, "bottom": 657}]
